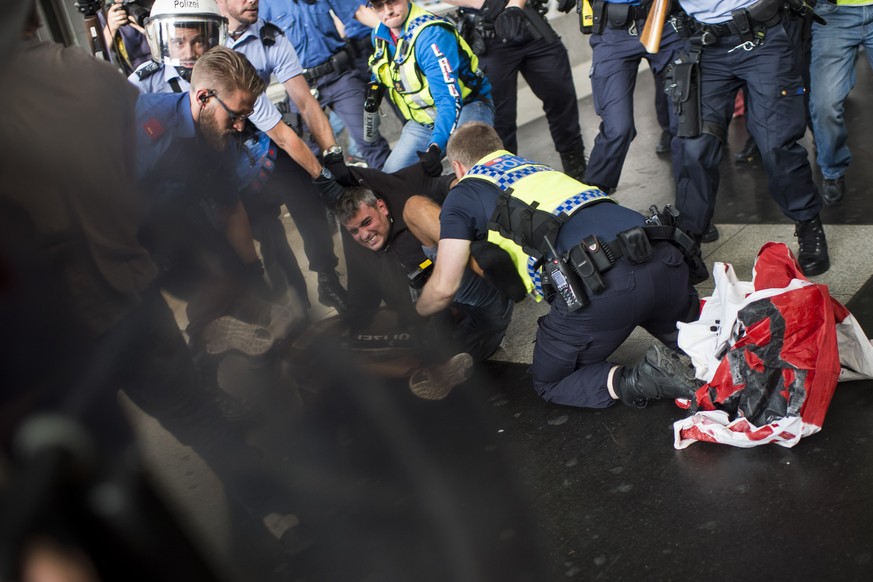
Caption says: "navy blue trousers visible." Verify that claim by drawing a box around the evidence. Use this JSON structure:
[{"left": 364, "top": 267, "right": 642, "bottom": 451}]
[
  {"left": 585, "top": 22, "right": 684, "bottom": 190},
  {"left": 675, "top": 19, "right": 821, "bottom": 236},
  {"left": 478, "top": 35, "right": 583, "bottom": 155},
  {"left": 529, "top": 243, "right": 698, "bottom": 409}
]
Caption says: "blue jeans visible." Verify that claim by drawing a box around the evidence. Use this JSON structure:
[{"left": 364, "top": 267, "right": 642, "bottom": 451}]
[
  {"left": 382, "top": 99, "right": 495, "bottom": 173},
  {"left": 809, "top": 4, "right": 873, "bottom": 180}
]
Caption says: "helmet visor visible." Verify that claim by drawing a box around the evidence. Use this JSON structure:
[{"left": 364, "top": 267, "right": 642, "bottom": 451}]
[{"left": 147, "top": 17, "right": 227, "bottom": 68}]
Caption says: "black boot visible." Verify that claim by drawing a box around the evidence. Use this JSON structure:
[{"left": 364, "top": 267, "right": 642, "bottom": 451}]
[
  {"left": 317, "top": 271, "right": 349, "bottom": 313},
  {"left": 655, "top": 130, "right": 671, "bottom": 155},
  {"left": 733, "top": 136, "right": 759, "bottom": 165},
  {"left": 559, "top": 141, "right": 588, "bottom": 182},
  {"left": 701, "top": 222, "right": 720, "bottom": 243},
  {"left": 613, "top": 343, "right": 699, "bottom": 407},
  {"left": 794, "top": 216, "right": 830, "bottom": 276}
]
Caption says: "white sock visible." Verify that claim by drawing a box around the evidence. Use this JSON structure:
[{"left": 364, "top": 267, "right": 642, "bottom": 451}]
[{"left": 606, "top": 365, "right": 621, "bottom": 400}]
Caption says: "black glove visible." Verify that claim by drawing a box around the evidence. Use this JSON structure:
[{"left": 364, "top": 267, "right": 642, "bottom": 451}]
[
  {"left": 494, "top": 6, "right": 532, "bottom": 45},
  {"left": 313, "top": 170, "right": 346, "bottom": 208},
  {"left": 556, "top": 0, "right": 576, "bottom": 14},
  {"left": 416, "top": 143, "right": 443, "bottom": 177},
  {"left": 323, "top": 150, "right": 356, "bottom": 187}
]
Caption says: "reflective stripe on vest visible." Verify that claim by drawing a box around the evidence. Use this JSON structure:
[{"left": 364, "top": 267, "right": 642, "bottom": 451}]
[
  {"left": 460, "top": 150, "right": 612, "bottom": 300},
  {"left": 369, "top": 2, "right": 482, "bottom": 125}
]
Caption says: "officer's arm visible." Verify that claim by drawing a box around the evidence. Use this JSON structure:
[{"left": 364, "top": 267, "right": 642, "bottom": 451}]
[
  {"left": 415, "top": 28, "right": 465, "bottom": 153},
  {"left": 221, "top": 201, "right": 260, "bottom": 265},
  {"left": 415, "top": 238, "right": 471, "bottom": 316},
  {"left": 443, "top": 0, "right": 485, "bottom": 8},
  {"left": 282, "top": 75, "right": 338, "bottom": 151},
  {"left": 266, "top": 121, "right": 323, "bottom": 178},
  {"left": 354, "top": 4, "right": 381, "bottom": 28}
]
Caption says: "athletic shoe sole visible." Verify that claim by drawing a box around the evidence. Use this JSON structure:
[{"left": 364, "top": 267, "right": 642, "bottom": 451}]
[
  {"left": 409, "top": 353, "right": 474, "bottom": 401},
  {"left": 201, "top": 316, "right": 274, "bottom": 356}
]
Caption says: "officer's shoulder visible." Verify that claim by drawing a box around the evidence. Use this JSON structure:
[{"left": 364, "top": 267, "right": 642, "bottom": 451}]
[
  {"left": 260, "top": 21, "right": 285, "bottom": 46},
  {"left": 133, "top": 61, "right": 161, "bottom": 81},
  {"left": 135, "top": 93, "right": 180, "bottom": 141}
]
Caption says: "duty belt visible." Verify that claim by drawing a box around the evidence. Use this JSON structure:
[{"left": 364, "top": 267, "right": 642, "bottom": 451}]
[
  {"left": 302, "top": 48, "right": 351, "bottom": 83},
  {"left": 605, "top": 2, "right": 651, "bottom": 27}
]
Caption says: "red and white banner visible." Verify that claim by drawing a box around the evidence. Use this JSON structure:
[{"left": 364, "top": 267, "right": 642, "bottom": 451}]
[{"left": 674, "top": 242, "right": 873, "bottom": 449}]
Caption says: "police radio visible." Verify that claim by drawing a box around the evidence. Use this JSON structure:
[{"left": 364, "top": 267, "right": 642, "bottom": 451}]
[
  {"left": 363, "top": 82, "right": 385, "bottom": 144},
  {"left": 543, "top": 236, "right": 587, "bottom": 311}
]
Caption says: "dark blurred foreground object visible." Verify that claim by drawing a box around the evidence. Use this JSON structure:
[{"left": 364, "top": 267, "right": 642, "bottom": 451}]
[{"left": 0, "top": 415, "right": 222, "bottom": 582}]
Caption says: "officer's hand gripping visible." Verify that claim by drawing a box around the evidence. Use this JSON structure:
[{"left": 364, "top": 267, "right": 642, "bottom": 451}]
[
  {"left": 416, "top": 143, "right": 443, "bottom": 177},
  {"left": 313, "top": 168, "right": 347, "bottom": 209},
  {"left": 556, "top": 0, "right": 576, "bottom": 13},
  {"left": 322, "top": 149, "right": 356, "bottom": 187}
]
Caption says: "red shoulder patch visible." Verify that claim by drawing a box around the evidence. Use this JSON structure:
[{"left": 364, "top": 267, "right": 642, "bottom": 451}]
[{"left": 142, "top": 118, "right": 165, "bottom": 140}]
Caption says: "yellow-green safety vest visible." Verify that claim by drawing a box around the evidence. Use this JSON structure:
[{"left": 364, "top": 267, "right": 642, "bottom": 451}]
[
  {"left": 369, "top": 2, "right": 483, "bottom": 126},
  {"left": 459, "top": 150, "right": 613, "bottom": 300}
]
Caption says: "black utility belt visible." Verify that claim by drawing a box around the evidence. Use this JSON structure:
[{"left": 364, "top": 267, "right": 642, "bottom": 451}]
[
  {"left": 603, "top": 2, "right": 650, "bottom": 28},
  {"left": 691, "top": 0, "right": 783, "bottom": 40},
  {"left": 302, "top": 48, "right": 352, "bottom": 83},
  {"left": 563, "top": 226, "right": 654, "bottom": 295}
]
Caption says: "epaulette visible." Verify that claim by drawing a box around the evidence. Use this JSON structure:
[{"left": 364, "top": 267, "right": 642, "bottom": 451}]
[
  {"left": 260, "top": 21, "right": 284, "bottom": 46},
  {"left": 135, "top": 61, "right": 161, "bottom": 80}
]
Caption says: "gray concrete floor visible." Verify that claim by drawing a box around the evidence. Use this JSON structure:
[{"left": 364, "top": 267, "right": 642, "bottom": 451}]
[{"left": 127, "top": 10, "right": 873, "bottom": 579}]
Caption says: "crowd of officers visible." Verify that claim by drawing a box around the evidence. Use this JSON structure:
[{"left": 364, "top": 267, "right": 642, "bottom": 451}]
[{"left": 0, "top": 0, "right": 850, "bottom": 566}]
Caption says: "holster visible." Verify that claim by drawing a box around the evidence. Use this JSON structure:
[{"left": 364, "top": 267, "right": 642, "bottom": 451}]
[
  {"left": 590, "top": 0, "right": 607, "bottom": 35},
  {"left": 665, "top": 60, "right": 701, "bottom": 138}
]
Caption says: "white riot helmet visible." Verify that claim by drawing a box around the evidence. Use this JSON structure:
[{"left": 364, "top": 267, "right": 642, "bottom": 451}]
[{"left": 145, "top": 0, "right": 227, "bottom": 69}]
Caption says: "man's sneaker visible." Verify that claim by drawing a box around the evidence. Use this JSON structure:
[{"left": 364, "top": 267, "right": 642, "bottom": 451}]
[
  {"left": 655, "top": 130, "right": 671, "bottom": 155},
  {"left": 734, "top": 136, "right": 759, "bottom": 165},
  {"left": 201, "top": 316, "right": 274, "bottom": 356},
  {"left": 317, "top": 271, "right": 349, "bottom": 313},
  {"left": 614, "top": 343, "right": 699, "bottom": 407},
  {"left": 701, "top": 222, "right": 720, "bottom": 244},
  {"left": 821, "top": 176, "right": 845, "bottom": 206},
  {"left": 409, "top": 353, "right": 474, "bottom": 400},
  {"left": 794, "top": 215, "right": 830, "bottom": 276}
]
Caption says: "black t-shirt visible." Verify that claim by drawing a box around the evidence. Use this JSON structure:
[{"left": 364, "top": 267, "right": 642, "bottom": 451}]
[{"left": 344, "top": 163, "right": 456, "bottom": 329}]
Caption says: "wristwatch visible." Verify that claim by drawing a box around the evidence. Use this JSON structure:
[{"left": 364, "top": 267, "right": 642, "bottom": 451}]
[{"left": 322, "top": 144, "right": 343, "bottom": 158}]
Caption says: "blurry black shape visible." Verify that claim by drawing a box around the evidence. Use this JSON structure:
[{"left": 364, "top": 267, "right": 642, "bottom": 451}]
[{"left": 0, "top": 414, "right": 223, "bottom": 581}]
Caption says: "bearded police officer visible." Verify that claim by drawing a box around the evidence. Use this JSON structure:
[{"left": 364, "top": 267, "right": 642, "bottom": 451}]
[
  {"left": 409, "top": 122, "right": 701, "bottom": 409},
  {"left": 671, "top": 0, "right": 830, "bottom": 276},
  {"left": 368, "top": 0, "right": 494, "bottom": 173}
]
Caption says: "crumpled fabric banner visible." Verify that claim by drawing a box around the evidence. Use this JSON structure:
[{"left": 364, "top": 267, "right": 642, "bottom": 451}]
[{"left": 673, "top": 242, "right": 873, "bottom": 449}]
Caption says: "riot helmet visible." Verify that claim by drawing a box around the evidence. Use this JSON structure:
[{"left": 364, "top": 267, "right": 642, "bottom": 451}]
[{"left": 145, "top": 0, "right": 227, "bottom": 69}]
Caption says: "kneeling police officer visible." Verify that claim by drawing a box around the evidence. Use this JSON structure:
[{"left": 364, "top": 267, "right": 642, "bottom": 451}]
[{"left": 409, "top": 122, "right": 702, "bottom": 409}]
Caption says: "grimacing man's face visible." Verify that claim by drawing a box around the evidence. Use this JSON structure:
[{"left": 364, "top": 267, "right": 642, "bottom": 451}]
[{"left": 343, "top": 199, "right": 392, "bottom": 251}]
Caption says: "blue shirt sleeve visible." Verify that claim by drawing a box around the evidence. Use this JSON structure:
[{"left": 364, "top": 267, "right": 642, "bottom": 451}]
[{"left": 413, "top": 24, "right": 465, "bottom": 153}]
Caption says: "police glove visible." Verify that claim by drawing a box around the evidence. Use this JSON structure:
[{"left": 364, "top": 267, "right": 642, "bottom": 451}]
[
  {"left": 323, "top": 148, "right": 356, "bottom": 187},
  {"left": 313, "top": 168, "right": 347, "bottom": 208},
  {"left": 416, "top": 143, "right": 443, "bottom": 177},
  {"left": 494, "top": 6, "right": 532, "bottom": 45},
  {"left": 556, "top": 0, "right": 576, "bottom": 13}
]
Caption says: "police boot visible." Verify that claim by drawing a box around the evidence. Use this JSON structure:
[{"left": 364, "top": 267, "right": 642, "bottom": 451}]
[
  {"left": 613, "top": 343, "right": 699, "bottom": 407},
  {"left": 794, "top": 215, "right": 830, "bottom": 277},
  {"left": 317, "top": 271, "right": 349, "bottom": 313},
  {"left": 733, "top": 136, "right": 759, "bottom": 165},
  {"left": 559, "top": 142, "right": 588, "bottom": 182}
]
